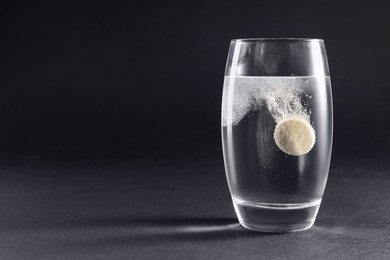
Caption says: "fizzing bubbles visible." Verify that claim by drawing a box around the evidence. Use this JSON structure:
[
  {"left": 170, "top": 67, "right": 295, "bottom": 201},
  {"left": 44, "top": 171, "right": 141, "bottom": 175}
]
[{"left": 222, "top": 76, "right": 316, "bottom": 156}]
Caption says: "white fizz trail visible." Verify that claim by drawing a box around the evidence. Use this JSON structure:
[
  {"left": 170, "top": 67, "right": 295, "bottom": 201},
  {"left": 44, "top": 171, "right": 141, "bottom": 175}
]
[{"left": 222, "top": 76, "right": 316, "bottom": 156}]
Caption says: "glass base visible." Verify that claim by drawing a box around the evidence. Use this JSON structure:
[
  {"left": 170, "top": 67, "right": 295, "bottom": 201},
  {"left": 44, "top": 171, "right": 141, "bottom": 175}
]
[{"left": 233, "top": 199, "right": 321, "bottom": 233}]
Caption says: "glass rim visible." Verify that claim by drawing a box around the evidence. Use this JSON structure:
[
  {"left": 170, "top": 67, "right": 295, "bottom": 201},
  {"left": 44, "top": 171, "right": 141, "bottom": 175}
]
[{"left": 231, "top": 38, "right": 324, "bottom": 43}]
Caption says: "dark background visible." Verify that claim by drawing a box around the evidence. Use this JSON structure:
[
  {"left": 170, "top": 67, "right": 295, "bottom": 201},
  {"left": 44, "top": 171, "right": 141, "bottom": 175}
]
[
  {"left": 0, "top": 0, "right": 389, "bottom": 162},
  {"left": 1, "top": 1, "right": 390, "bottom": 259}
]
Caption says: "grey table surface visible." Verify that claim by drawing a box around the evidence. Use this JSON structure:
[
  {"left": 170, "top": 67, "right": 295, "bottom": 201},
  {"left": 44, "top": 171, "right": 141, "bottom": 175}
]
[{"left": 0, "top": 156, "right": 389, "bottom": 259}]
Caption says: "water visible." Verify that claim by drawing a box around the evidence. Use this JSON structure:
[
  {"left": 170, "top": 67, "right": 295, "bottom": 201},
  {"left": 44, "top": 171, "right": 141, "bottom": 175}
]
[{"left": 222, "top": 76, "right": 333, "bottom": 232}]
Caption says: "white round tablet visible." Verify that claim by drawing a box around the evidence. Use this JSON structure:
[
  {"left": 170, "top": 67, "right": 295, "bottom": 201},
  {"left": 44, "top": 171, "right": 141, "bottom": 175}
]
[{"left": 273, "top": 117, "right": 316, "bottom": 156}]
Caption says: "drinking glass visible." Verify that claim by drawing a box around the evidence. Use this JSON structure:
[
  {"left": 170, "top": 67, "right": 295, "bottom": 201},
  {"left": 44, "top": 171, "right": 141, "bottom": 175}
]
[{"left": 221, "top": 38, "right": 333, "bottom": 232}]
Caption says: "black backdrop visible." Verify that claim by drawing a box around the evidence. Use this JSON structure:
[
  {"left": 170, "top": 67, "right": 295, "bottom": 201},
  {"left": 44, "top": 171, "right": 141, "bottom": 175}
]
[{"left": 0, "top": 0, "right": 389, "bottom": 162}]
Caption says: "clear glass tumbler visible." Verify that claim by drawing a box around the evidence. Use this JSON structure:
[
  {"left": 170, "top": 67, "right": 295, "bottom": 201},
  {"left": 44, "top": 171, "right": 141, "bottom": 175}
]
[{"left": 221, "top": 38, "right": 333, "bottom": 232}]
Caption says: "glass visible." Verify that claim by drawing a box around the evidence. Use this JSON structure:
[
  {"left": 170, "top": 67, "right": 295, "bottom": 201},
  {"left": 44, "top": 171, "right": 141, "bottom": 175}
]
[{"left": 221, "top": 38, "right": 333, "bottom": 232}]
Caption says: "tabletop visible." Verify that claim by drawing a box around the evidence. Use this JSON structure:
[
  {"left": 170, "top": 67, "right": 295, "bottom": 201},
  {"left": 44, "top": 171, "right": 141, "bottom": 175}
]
[{"left": 0, "top": 156, "right": 389, "bottom": 259}]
